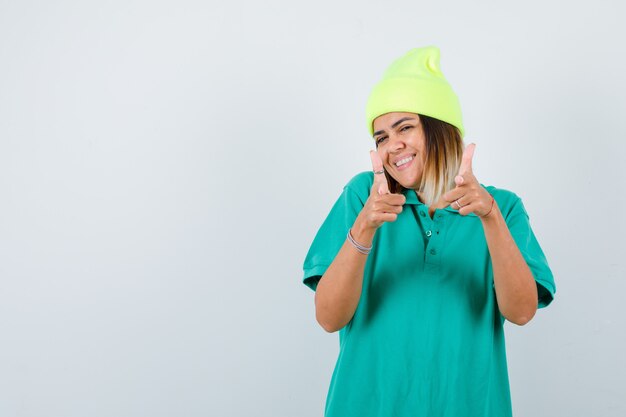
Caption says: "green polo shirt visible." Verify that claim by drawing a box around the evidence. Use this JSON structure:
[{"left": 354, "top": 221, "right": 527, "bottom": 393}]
[{"left": 302, "top": 171, "right": 555, "bottom": 417}]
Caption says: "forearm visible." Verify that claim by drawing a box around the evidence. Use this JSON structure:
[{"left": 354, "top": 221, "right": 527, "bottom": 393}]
[
  {"left": 481, "top": 202, "right": 538, "bottom": 325},
  {"left": 315, "top": 219, "right": 375, "bottom": 333}
]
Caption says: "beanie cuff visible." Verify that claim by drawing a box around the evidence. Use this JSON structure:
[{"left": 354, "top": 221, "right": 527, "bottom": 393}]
[{"left": 366, "top": 77, "right": 464, "bottom": 137}]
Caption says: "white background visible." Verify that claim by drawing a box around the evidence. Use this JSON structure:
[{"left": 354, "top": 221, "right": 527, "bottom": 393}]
[{"left": 1, "top": 1, "right": 624, "bottom": 416}]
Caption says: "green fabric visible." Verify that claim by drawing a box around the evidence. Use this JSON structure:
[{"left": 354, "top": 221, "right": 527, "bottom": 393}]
[
  {"left": 365, "top": 46, "right": 465, "bottom": 137},
  {"left": 302, "top": 172, "right": 556, "bottom": 417}
]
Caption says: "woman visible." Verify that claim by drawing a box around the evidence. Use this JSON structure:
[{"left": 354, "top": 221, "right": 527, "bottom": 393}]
[{"left": 302, "top": 46, "right": 556, "bottom": 417}]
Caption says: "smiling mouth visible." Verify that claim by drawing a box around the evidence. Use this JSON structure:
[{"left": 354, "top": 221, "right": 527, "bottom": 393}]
[{"left": 394, "top": 155, "right": 415, "bottom": 167}]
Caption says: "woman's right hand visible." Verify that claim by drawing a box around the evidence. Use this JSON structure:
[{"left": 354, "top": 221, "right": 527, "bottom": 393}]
[
  {"left": 315, "top": 150, "right": 405, "bottom": 332},
  {"left": 353, "top": 150, "right": 406, "bottom": 233}
]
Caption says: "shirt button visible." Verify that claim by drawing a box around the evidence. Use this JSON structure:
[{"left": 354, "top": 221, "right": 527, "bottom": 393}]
[
  {"left": 430, "top": 249, "right": 437, "bottom": 255},
  {"left": 420, "top": 211, "right": 426, "bottom": 217},
  {"left": 426, "top": 230, "right": 432, "bottom": 237}
]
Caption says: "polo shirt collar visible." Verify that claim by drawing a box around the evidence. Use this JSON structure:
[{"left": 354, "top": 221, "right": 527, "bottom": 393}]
[{"left": 401, "top": 188, "right": 479, "bottom": 217}]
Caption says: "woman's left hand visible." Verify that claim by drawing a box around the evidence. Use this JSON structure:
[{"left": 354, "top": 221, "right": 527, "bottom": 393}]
[{"left": 442, "top": 143, "right": 495, "bottom": 218}]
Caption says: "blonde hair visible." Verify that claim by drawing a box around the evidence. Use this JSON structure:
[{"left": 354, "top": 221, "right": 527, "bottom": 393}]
[{"left": 385, "top": 114, "right": 464, "bottom": 206}]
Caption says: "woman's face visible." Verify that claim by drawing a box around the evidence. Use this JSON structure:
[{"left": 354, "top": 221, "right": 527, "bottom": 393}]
[{"left": 372, "top": 112, "right": 426, "bottom": 190}]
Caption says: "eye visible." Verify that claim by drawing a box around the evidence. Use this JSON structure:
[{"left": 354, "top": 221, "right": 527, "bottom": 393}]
[
  {"left": 375, "top": 137, "right": 387, "bottom": 146},
  {"left": 400, "top": 125, "right": 413, "bottom": 132}
]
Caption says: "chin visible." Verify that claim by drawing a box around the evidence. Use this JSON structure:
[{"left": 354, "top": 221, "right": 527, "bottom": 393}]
[
  {"left": 394, "top": 176, "right": 420, "bottom": 190},
  {"left": 387, "top": 168, "right": 420, "bottom": 190},
  {"left": 401, "top": 183, "right": 419, "bottom": 190}
]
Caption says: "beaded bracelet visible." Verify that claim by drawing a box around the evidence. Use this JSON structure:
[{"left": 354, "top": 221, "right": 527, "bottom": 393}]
[{"left": 347, "top": 228, "right": 372, "bottom": 255}]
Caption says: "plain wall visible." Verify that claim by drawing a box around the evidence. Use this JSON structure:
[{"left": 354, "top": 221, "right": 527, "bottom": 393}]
[{"left": 0, "top": 1, "right": 624, "bottom": 416}]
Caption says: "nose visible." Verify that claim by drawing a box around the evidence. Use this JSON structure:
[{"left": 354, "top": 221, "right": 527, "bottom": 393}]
[{"left": 388, "top": 132, "right": 406, "bottom": 154}]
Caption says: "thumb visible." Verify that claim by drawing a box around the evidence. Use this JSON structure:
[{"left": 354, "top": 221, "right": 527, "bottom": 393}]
[
  {"left": 370, "top": 150, "right": 390, "bottom": 195},
  {"left": 458, "top": 143, "right": 476, "bottom": 176}
]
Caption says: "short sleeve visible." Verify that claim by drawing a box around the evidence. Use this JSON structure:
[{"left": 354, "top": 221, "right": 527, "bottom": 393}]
[
  {"left": 505, "top": 197, "right": 556, "bottom": 308},
  {"left": 302, "top": 175, "right": 369, "bottom": 291}
]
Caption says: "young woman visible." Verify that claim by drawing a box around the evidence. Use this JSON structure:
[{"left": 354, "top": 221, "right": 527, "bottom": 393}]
[{"left": 302, "top": 46, "right": 556, "bottom": 417}]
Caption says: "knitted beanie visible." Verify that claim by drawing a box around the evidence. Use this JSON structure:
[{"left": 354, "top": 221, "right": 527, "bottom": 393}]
[{"left": 365, "top": 46, "right": 464, "bottom": 137}]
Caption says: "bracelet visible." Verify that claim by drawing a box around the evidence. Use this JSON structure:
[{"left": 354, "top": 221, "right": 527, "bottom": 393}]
[
  {"left": 479, "top": 195, "right": 495, "bottom": 218},
  {"left": 347, "top": 228, "right": 372, "bottom": 255}
]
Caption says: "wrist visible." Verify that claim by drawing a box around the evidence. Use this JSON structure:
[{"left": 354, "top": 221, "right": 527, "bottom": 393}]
[
  {"left": 351, "top": 217, "right": 376, "bottom": 246},
  {"left": 479, "top": 198, "right": 500, "bottom": 223}
]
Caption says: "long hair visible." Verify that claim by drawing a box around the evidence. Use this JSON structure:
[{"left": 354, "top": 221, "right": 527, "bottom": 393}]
[{"left": 384, "top": 114, "right": 464, "bottom": 206}]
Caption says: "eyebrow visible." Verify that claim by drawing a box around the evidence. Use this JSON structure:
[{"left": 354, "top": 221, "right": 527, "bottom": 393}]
[{"left": 373, "top": 117, "right": 416, "bottom": 137}]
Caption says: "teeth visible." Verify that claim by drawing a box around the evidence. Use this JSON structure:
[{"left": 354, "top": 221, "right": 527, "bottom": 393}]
[{"left": 395, "top": 155, "right": 414, "bottom": 167}]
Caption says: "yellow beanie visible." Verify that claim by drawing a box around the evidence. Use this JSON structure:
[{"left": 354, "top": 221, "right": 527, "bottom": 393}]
[{"left": 365, "top": 46, "right": 464, "bottom": 137}]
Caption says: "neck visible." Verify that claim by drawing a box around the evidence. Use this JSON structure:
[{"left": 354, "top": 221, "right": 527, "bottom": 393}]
[{"left": 415, "top": 190, "right": 448, "bottom": 216}]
